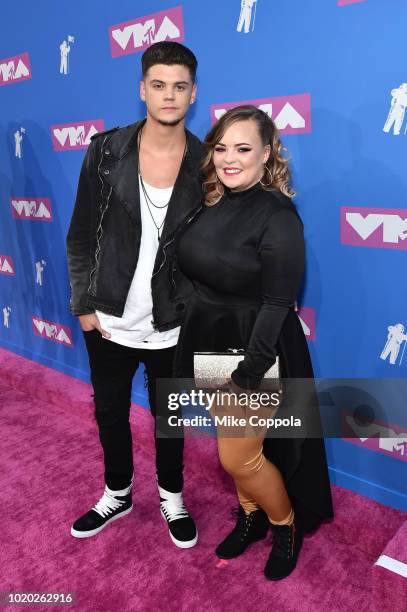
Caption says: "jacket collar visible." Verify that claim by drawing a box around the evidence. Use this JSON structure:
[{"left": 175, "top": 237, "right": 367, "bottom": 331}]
[
  {"left": 101, "top": 118, "right": 200, "bottom": 168},
  {"left": 98, "top": 119, "right": 203, "bottom": 237},
  {"left": 104, "top": 119, "right": 145, "bottom": 161}
]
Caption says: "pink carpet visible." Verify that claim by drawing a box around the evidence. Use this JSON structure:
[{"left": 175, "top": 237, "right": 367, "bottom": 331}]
[{"left": 1, "top": 348, "right": 406, "bottom": 611}]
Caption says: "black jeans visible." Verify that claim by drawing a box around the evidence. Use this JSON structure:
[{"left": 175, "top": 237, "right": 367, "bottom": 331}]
[{"left": 82, "top": 329, "right": 184, "bottom": 492}]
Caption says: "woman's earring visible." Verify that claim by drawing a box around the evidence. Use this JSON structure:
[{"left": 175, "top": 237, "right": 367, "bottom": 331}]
[{"left": 260, "top": 164, "right": 273, "bottom": 188}]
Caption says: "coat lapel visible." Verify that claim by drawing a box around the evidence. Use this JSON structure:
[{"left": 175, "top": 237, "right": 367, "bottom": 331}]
[
  {"left": 98, "top": 121, "right": 143, "bottom": 227},
  {"left": 97, "top": 120, "right": 202, "bottom": 259},
  {"left": 158, "top": 148, "right": 201, "bottom": 246}
]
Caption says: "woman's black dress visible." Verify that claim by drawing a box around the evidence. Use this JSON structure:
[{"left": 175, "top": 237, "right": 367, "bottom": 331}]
[{"left": 173, "top": 182, "right": 334, "bottom": 533}]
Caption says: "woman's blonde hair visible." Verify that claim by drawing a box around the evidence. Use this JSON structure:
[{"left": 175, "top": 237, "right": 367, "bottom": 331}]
[{"left": 202, "top": 105, "right": 296, "bottom": 206}]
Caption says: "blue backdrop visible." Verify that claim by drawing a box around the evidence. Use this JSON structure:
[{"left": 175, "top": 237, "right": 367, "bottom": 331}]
[{"left": 1, "top": 0, "right": 406, "bottom": 510}]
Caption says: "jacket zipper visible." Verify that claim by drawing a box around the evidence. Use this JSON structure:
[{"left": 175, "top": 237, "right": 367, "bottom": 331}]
[
  {"left": 151, "top": 205, "right": 202, "bottom": 330},
  {"left": 151, "top": 206, "right": 202, "bottom": 279},
  {"left": 87, "top": 136, "right": 113, "bottom": 294}
]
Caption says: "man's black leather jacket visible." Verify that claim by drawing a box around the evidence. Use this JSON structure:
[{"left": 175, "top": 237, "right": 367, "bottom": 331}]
[{"left": 66, "top": 119, "right": 203, "bottom": 332}]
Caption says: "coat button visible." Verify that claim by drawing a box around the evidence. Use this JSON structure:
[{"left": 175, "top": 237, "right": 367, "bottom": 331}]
[
  {"left": 176, "top": 303, "right": 185, "bottom": 312},
  {"left": 103, "top": 169, "right": 110, "bottom": 175},
  {"left": 104, "top": 149, "right": 110, "bottom": 155}
]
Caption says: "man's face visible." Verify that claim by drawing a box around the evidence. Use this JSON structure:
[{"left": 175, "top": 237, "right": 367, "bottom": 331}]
[{"left": 140, "top": 64, "right": 196, "bottom": 126}]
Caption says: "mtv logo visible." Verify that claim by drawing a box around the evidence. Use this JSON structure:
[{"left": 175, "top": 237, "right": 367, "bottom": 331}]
[
  {"left": 341, "top": 206, "right": 407, "bottom": 250},
  {"left": 32, "top": 317, "right": 73, "bottom": 347},
  {"left": 109, "top": 6, "right": 184, "bottom": 57},
  {"left": 0, "top": 255, "right": 15, "bottom": 275},
  {"left": 297, "top": 307, "right": 316, "bottom": 341},
  {"left": 210, "top": 94, "right": 311, "bottom": 134},
  {"left": 10, "top": 197, "right": 53, "bottom": 221},
  {"left": 343, "top": 412, "right": 407, "bottom": 462},
  {"left": 337, "top": 0, "right": 366, "bottom": 5},
  {"left": 0, "top": 52, "right": 32, "bottom": 86},
  {"left": 51, "top": 120, "right": 105, "bottom": 151}
]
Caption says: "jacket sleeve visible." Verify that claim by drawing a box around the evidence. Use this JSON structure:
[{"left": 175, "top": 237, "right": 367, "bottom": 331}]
[
  {"left": 66, "top": 141, "right": 98, "bottom": 316},
  {"left": 231, "top": 207, "right": 305, "bottom": 389}
]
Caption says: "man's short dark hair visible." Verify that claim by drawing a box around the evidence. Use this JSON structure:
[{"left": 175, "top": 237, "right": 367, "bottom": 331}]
[{"left": 141, "top": 42, "right": 197, "bottom": 82}]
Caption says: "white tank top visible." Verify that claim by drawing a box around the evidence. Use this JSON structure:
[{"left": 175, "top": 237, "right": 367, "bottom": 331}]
[{"left": 96, "top": 176, "right": 180, "bottom": 349}]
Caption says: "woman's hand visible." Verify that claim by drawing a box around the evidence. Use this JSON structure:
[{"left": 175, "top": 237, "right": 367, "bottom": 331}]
[
  {"left": 219, "top": 377, "right": 249, "bottom": 395},
  {"left": 218, "top": 379, "right": 280, "bottom": 416},
  {"left": 217, "top": 378, "right": 250, "bottom": 408},
  {"left": 79, "top": 313, "right": 111, "bottom": 338}
]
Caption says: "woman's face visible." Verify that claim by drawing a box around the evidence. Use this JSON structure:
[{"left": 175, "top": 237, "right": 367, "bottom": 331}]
[{"left": 213, "top": 119, "right": 271, "bottom": 192}]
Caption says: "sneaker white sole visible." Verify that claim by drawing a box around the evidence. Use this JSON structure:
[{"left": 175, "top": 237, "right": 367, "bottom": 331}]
[
  {"left": 70, "top": 505, "right": 133, "bottom": 539},
  {"left": 160, "top": 508, "right": 198, "bottom": 549}
]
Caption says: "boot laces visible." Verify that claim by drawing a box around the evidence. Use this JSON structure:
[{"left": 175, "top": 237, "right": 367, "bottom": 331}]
[
  {"left": 92, "top": 490, "right": 126, "bottom": 518},
  {"left": 231, "top": 506, "right": 255, "bottom": 542},
  {"left": 272, "top": 522, "right": 296, "bottom": 558}
]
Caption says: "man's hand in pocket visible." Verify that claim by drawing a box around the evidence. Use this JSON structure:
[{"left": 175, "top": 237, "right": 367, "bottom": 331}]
[{"left": 79, "top": 313, "right": 111, "bottom": 338}]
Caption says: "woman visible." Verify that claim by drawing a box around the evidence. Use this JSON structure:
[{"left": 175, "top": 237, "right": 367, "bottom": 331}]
[{"left": 173, "top": 105, "right": 334, "bottom": 580}]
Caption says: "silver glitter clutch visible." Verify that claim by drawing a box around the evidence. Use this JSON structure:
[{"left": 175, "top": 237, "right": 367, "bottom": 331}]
[{"left": 193, "top": 348, "right": 282, "bottom": 392}]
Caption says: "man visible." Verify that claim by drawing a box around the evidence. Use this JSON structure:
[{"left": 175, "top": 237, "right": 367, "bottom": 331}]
[{"left": 66, "top": 42, "right": 202, "bottom": 548}]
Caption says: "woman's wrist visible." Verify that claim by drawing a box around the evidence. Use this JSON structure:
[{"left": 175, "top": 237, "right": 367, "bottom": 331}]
[{"left": 231, "top": 368, "right": 261, "bottom": 390}]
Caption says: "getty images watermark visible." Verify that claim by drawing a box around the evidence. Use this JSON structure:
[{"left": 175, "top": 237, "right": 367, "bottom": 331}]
[
  {"left": 165, "top": 388, "right": 302, "bottom": 431},
  {"left": 156, "top": 378, "right": 407, "bottom": 441}
]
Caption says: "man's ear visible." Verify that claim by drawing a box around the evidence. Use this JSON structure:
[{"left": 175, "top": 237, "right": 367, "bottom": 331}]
[
  {"left": 190, "top": 83, "right": 197, "bottom": 105},
  {"left": 140, "top": 80, "right": 146, "bottom": 102}
]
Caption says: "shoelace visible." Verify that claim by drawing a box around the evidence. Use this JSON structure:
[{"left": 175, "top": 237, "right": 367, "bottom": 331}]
[
  {"left": 160, "top": 498, "right": 189, "bottom": 522},
  {"left": 231, "top": 507, "right": 255, "bottom": 541},
  {"left": 271, "top": 523, "right": 296, "bottom": 558},
  {"left": 92, "top": 490, "right": 126, "bottom": 518}
]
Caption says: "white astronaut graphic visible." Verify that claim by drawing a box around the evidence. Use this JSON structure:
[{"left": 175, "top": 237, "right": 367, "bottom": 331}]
[
  {"left": 59, "top": 36, "right": 75, "bottom": 75},
  {"left": 14, "top": 129, "right": 23, "bottom": 158},
  {"left": 380, "top": 323, "right": 407, "bottom": 365},
  {"left": 237, "top": 0, "right": 257, "bottom": 34},
  {"left": 3, "top": 306, "right": 11, "bottom": 328},
  {"left": 383, "top": 83, "right": 407, "bottom": 136},
  {"left": 35, "top": 260, "right": 46, "bottom": 286},
  {"left": 59, "top": 40, "right": 70, "bottom": 74}
]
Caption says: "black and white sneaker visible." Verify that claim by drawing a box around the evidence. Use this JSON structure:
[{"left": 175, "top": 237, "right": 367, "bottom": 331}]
[
  {"left": 158, "top": 485, "right": 198, "bottom": 549},
  {"left": 71, "top": 482, "right": 133, "bottom": 539}
]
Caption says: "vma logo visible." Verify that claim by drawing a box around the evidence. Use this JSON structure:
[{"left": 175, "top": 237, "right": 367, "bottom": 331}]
[
  {"left": 297, "top": 307, "right": 316, "bottom": 341},
  {"left": 337, "top": 0, "right": 367, "bottom": 5},
  {"left": 210, "top": 94, "right": 311, "bottom": 134},
  {"left": 109, "top": 6, "right": 184, "bottom": 57},
  {"left": 51, "top": 120, "right": 105, "bottom": 151},
  {"left": 344, "top": 413, "right": 407, "bottom": 462},
  {"left": 10, "top": 198, "right": 53, "bottom": 221},
  {"left": 0, "top": 255, "right": 15, "bottom": 275},
  {"left": 32, "top": 317, "right": 73, "bottom": 347},
  {"left": 341, "top": 207, "right": 407, "bottom": 250},
  {"left": 0, "top": 52, "right": 32, "bottom": 86}
]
